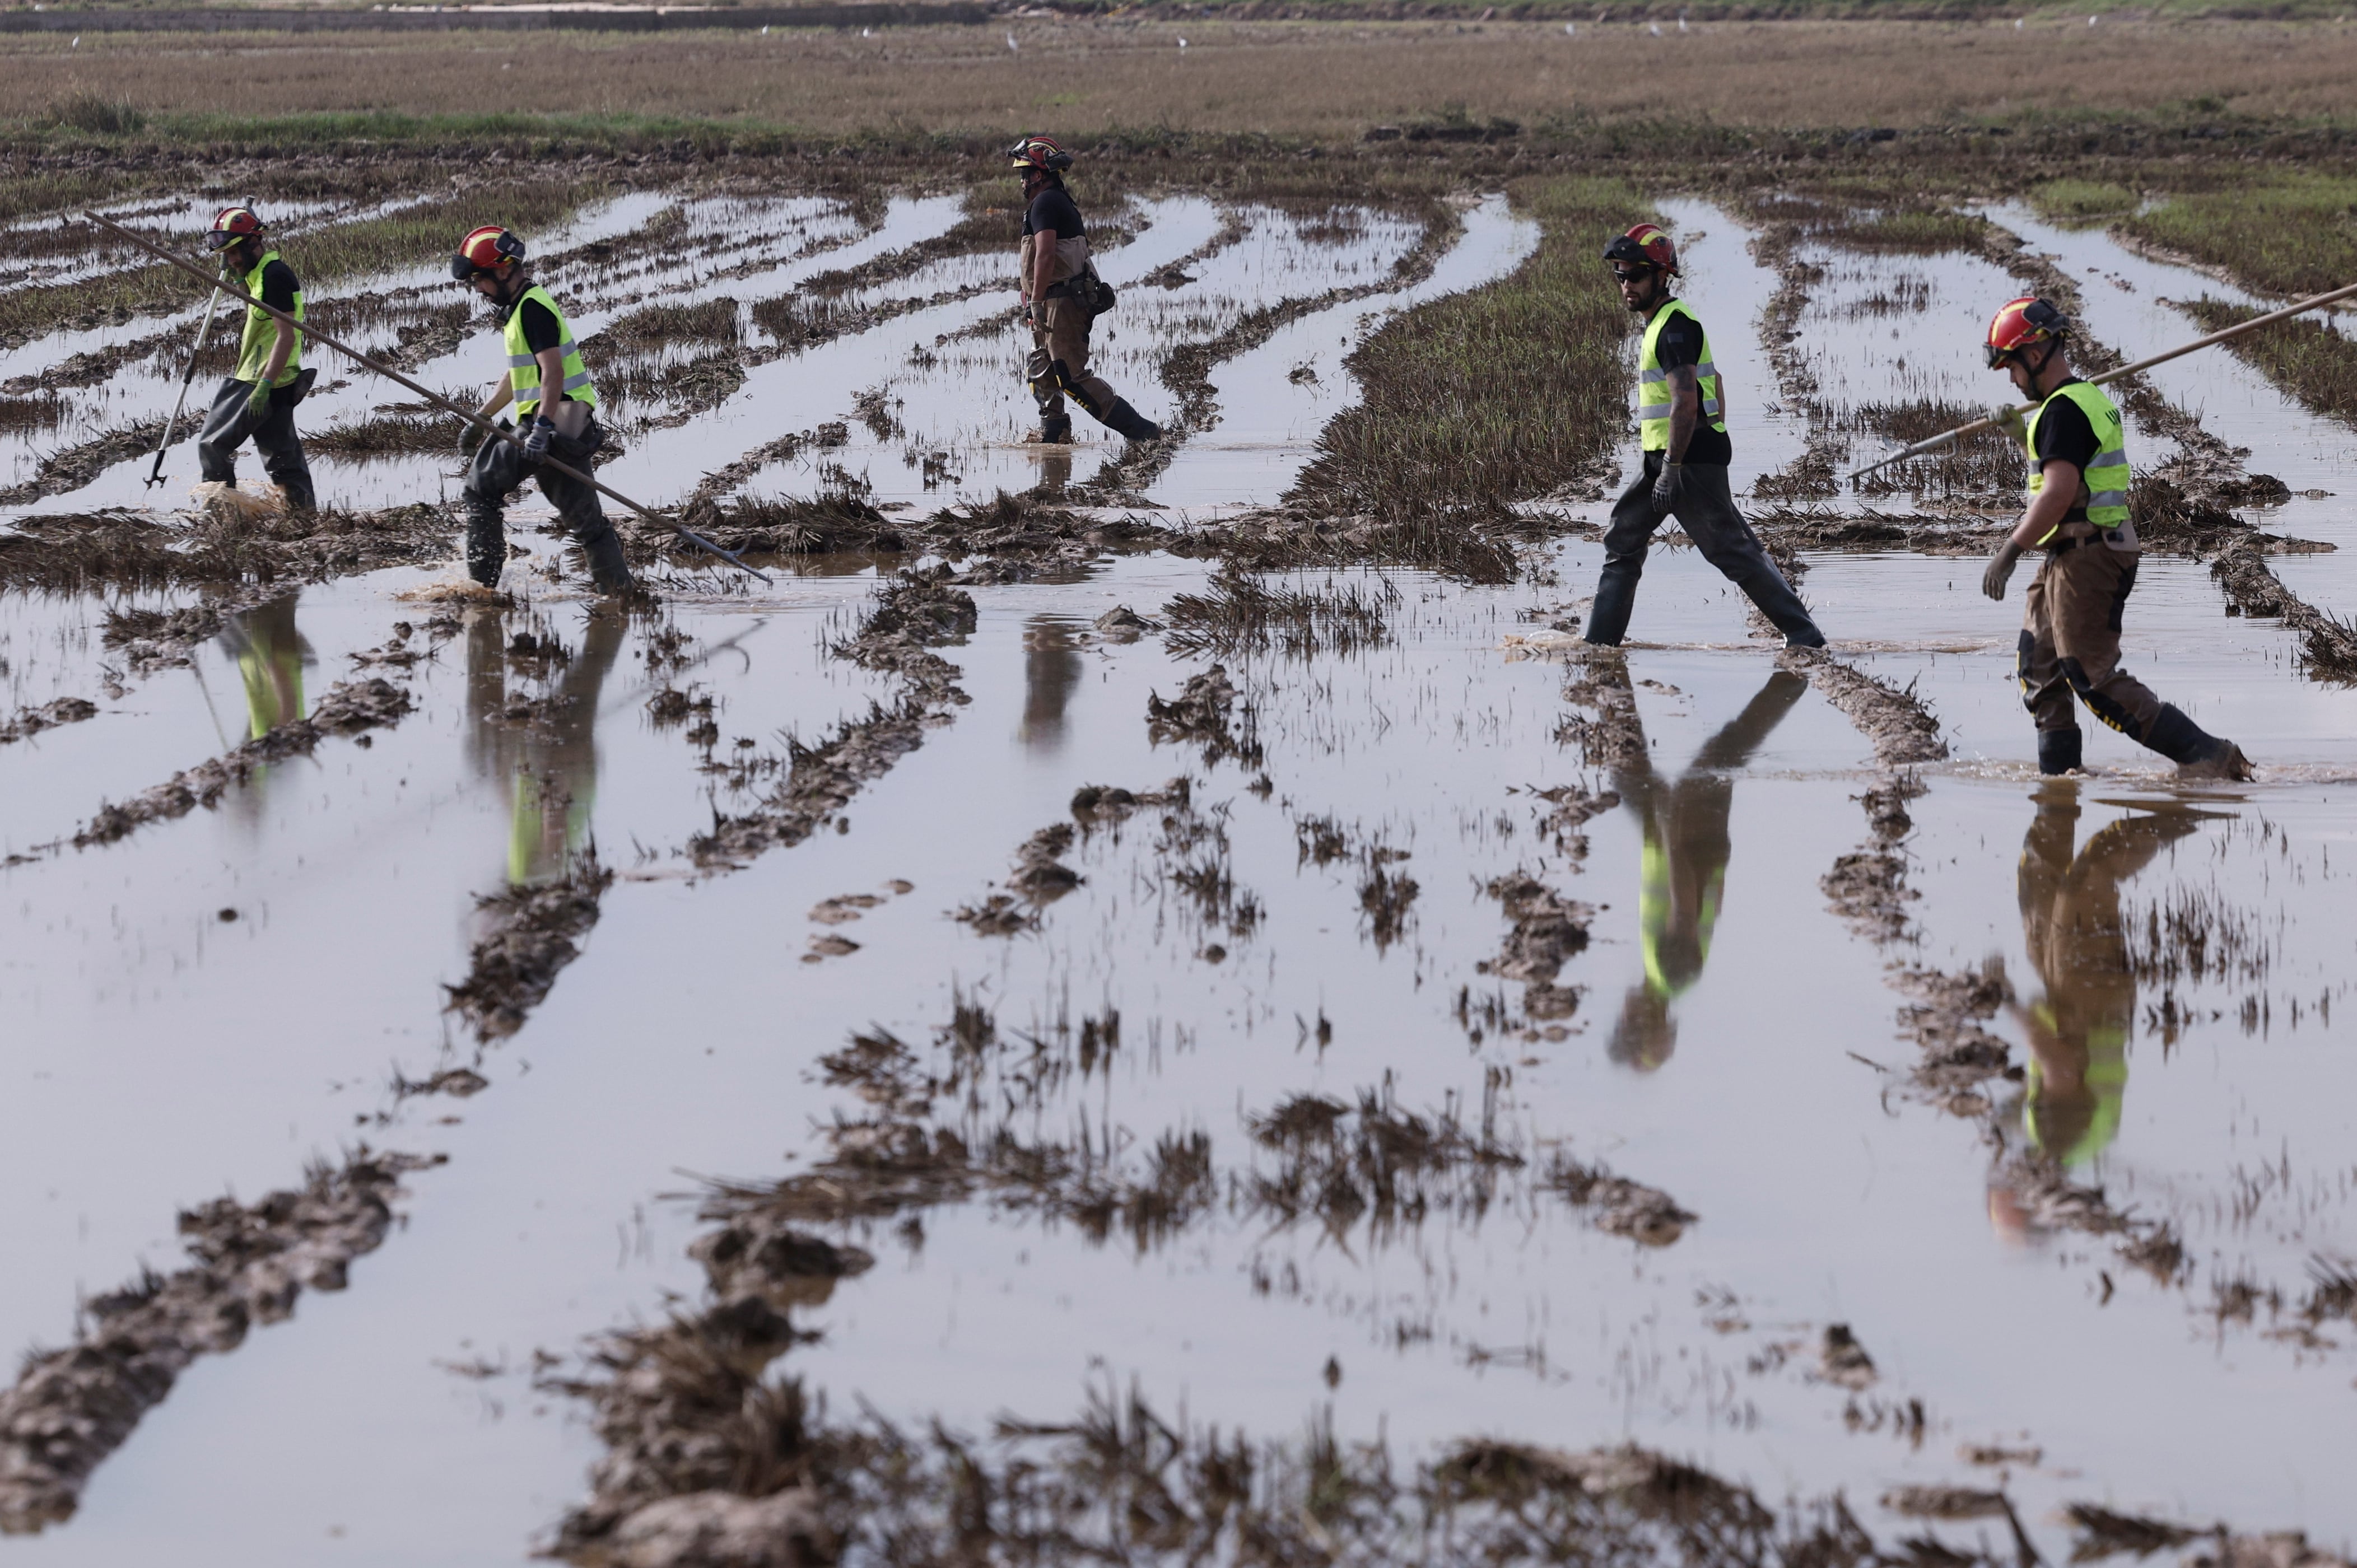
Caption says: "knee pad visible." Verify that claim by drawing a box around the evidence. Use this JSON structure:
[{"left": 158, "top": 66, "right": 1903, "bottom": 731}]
[
  {"left": 1055, "top": 364, "right": 1111, "bottom": 421},
  {"left": 1026, "top": 349, "right": 1056, "bottom": 399},
  {"left": 2058, "top": 657, "right": 2136, "bottom": 735}
]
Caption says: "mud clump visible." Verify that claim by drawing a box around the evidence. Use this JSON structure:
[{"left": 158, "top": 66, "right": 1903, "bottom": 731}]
[
  {"left": 0, "top": 1151, "right": 436, "bottom": 1535},
  {"left": 2067, "top": 1503, "right": 2203, "bottom": 1559},
  {"left": 1544, "top": 1155, "right": 1696, "bottom": 1247},
  {"left": 1161, "top": 569, "right": 1397, "bottom": 661},
  {"left": 0, "top": 696, "right": 97, "bottom": 745},
  {"left": 692, "top": 570, "right": 972, "bottom": 867},
  {"left": 1555, "top": 648, "right": 1644, "bottom": 769},
  {"left": 1007, "top": 823, "right": 1083, "bottom": 902},
  {"left": 675, "top": 489, "right": 904, "bottom": 558},
  {"left": 1780, "top": 649, "right": 1947, "bottom": 767},
  {"left": 1145, "top": 663, "right": 1262, "bottom": 769},
  {"left": 72, "top": 675, "right": 412, "bottom": 850},
  {"left": 2212, "top": 536, "right": 2357, "bottom": 682},
  {"left": 1069, "top": 777, "right": 1187, "bottom": 831},
  {"left": 1818, "top": 1324, "right": 1879, "bottom": 1390},
  {"left": 1822, "top": 776, "right": 1926, "bottom": 943},
  {"left": 1092, "top": 604, "right": 1160, "bottom": 642},
  {"left": 1478, "top": 872, "right": 1592, "bottom": 1022},
  {"left": 445, "top": 850, "right": 616, "bottom": 1042}
]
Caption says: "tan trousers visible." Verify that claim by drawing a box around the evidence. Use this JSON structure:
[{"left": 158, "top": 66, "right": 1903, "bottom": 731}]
[
  {"left": 1030, "top": 297, "right": 1117, "bottom": 422},
  {"left": 2018, "top": 542, "right": 2166, "bottom": 742}
]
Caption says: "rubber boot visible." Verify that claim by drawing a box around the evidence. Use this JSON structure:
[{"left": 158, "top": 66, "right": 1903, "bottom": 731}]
[
  {"left": 2143, "top": 703, "right": 2252, "bottom": 780},
  {"left": 464, "top": 503, "right": 507, "bottom": 589},
  {"left": 274, "top": 469, "right": 318, "bottom": 515},
  {"left": 2036, "top": 728, "right": 2083, "bottom": 776},
  {"left": 1029, "top": 413, "right": 1073, "bottom": 444},
  {"left": 1101, "top": 399, "right": 1163, "bottom": 441},
  {"left": 1584, "top": 570, "right": 1639, "bottom": 647},
  {"left": 577, "top": 522, "right": 635, "bottom": 596}
]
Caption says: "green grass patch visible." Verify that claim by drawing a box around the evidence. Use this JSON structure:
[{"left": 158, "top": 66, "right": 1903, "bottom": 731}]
[
  {"left": 2184, "top": 297, "right": 2357, "bottom": 428},
  {"left": 2121, "top": 173, "right": 2357, "bottom": 298},
  {"left": 2029, "top": 179, "right": 2140, "bottom": 226},
  {"left": 1288, "top": 175, "right": 1640, "bottom": 527}
]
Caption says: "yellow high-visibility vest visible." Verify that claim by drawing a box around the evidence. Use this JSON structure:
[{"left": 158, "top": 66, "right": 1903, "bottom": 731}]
[
  {"left": 1636, "top": 298, "right": 1724, "bottom": 453},
  {"left": 501, "top": 284, "right": 597, "bottom": 421},
  {"left": 2025, "top": 380, "right": 2131, "bottom": 538},
  {"left": 233, "top": 249, "right": 303, "bottom": 388}
]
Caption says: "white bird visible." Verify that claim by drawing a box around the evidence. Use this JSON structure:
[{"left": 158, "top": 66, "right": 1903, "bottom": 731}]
[
  {"left": 1563, "top": 20, "right": 1576, "bottom": 33},
  {"left": 861, "top": 25, "right": 871, "bottom": 35},
  {"left": 1177, "top": 34, "right": 1187, "bottom": 46},
  {"left": 1648, "top": 21, "right": 1662, "bottom": 35},
  {"left": 1006, "top": 31, "right": 1019, "bottom": 50},
  {"left": 70, "top": 34, "right": 78, "bottom": 45},
  {"left": 2088, "top": 12, "right": 2098, "bottom": 22},
  {"left": 761, "top": 24, "right": 768, "bottom": 34},
  {"left": 1678, "top": 15, "right": 1688, "bottom": 30}
]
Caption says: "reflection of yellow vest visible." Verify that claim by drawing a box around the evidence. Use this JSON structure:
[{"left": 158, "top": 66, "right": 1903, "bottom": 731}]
[
  {"left": 234, "top": 249, "right": 303, "bottom": 388},
  {"left": 1638, "top": 833, "right": 1722, "bottom": 1000},
  {"left": 501, "top": 284, "right": 596, "bottom": 422},
  {"left": 2024, "top": 1009, "right": 2127, "bottom": 1169},
  {"left": 509, "top": 771, "right": 594, "bottom": 886},
  {"left": 236, "top": 640, "right": 305, "bottom": 738}
]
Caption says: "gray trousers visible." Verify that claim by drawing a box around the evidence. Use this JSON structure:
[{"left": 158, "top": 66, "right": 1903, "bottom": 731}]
[
  {"left": 195, "top": 377, "right": 314, "bottom": 511},
  {"left": 1585, "top": 454, "right": 1823, "bottom": 647},
  {"left": 461, "top": 417, "right": 629, "bottom": 592}
]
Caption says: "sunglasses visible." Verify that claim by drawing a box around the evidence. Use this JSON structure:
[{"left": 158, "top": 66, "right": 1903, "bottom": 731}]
[{"left": 1613, "top": 268, "right": 1653, "bottom": 284}]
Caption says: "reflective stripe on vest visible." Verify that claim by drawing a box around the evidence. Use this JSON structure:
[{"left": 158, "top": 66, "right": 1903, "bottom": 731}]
[
  {"left": 1636, "top": 298, "right": 1726, "bottom": 453},
  {"left": 234, "top": 249, "right": 303, "bottom": 388},
  {"left": 501, "top": 284, "right": 598, "bottom": 419},
  {"left": 2024, "top": 380, "right": 2130, "bottom": 532}
]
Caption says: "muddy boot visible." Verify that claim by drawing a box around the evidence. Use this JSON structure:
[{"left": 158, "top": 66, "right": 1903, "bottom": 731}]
[
  {"left": 274, "top": 470, "right": 318, "bottom": 515},
  {"left": 464, "top": 503, "right": 507, "bottom": 588},
  {"left": 1585, "top": 571, "right": 1639, "bottom": 647},
  {"left": 576, "top": 521, "right": 635, "bottom": 596},
  {"left": 1028, "top": 413, "right": 1074, "bottom": 444},
  {"left": 2037, "top": 727, "right": 2083, "bottom": 776},
  {"left": 2144, "top": 703, "right": 2252, "bottom": 780},
  {"left": 1101, "top": 399, "right": 1163, "bottom": 441}
]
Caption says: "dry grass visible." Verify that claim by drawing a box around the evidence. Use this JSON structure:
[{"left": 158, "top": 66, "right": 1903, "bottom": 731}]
[
  {"left": 2121, "top": 172, "right": 2357, "bottom": 298},
  {"left": 4, "top": 18, "right": 2357, "bottom": 141}
]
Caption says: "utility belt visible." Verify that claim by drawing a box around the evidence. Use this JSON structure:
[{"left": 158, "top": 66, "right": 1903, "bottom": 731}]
[
  {"left": 1041, "top": 268, "right": 1117, "bottom": 316},
  {"left": 2044, "top": 517, "right": 2126, "bottom": 554}
]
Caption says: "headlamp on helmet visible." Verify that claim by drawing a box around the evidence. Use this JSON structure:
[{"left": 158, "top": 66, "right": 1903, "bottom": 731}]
[
  {"left": 451, "top": 224, "right": 527, "bottom": 282},
  {"left": 1985, "top": 296, "right": 2070, "bottom": 368},
  {"left": 205, "top": 206, "right": 265, "bottom": 254}
]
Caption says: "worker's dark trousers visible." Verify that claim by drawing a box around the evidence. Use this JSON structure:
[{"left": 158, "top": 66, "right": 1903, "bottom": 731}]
[
  {"left": 195, "top": 377, "right": 315, "bottom": 511},
  {"left": 1585, "top": 453, "right": 1824, "bottom": 648},
  {"left": 462, "top": 418, "right": 631, "bottom": 592},
  {"left": 2018, "top": 543, "right": 2169, "bottom": 745}
]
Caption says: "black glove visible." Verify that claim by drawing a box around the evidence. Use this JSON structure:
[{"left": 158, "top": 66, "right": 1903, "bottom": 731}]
[
  {"left": 521, "top": 416, "right": 555, "bottom": 463},
  {"left": 458, "top": 421, "right": 489, "bottom": 459},
  {"left": 1982, "top": 540, "right": 2025, "bottom": 601},
  {"left": 1650, "top": 460, "right": 1684, "bottom": 514}
]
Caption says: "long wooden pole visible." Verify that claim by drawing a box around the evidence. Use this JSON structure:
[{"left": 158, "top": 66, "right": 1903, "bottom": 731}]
[
  {"left": 87, "top": 211, "right": 770, "bottom": 585},
  {"left": 145, "top": 267, "right": 227, "bottom": 488},
  {"left": 1850, "top": 278, "right": 2357, "bottom": 482}
]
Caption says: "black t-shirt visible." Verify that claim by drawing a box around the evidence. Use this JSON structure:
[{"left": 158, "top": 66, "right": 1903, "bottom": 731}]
[
  {"left": 1022, "top": 185, "right": 1085, "bottom": 242},
  {"left": 2031, "top": 380, "right": 2102, "bottom": 493},
  {"left": 1651, "top": 305, "right": 1732, "bottom": 465},
  {"left": 257, "top": 258, "right": 300, "bottom": 313},
  {"left": 516, "top": 297, "right": 563, "bottom": 355}
]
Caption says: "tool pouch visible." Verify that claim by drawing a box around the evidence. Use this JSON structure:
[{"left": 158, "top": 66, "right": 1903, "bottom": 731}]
[{"left": 277, "top": 367, "right": 319, "bottom": 408}]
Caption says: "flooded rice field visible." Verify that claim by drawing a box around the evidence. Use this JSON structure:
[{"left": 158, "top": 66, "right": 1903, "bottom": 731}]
[{"left": 4, "top": 184, "right": 2357, "bottom": 1566}]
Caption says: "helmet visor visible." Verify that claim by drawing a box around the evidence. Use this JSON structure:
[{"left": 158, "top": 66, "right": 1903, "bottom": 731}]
[
  {"left": 204, "top": 229, "right": 241, "bottom": 253},
  {"left": 451, "top": 253, "right": 486, "bottom": 282}
]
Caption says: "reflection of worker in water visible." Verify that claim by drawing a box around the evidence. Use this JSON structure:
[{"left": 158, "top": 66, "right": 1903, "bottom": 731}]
[
  {"left": 464, "top": 606, "right": 625, "bottom": 885},
  {"left": 215, "top": 594, "right": 312, "bottom": 825},
  {"left": 1608, "top": 668, "right": 1805, "bottom": 1070},
  {"left": 2008, "top": 786, "right": 2205, "bottom": 1169},
  {"left": 1017, "top": 615, "right": 1083, "bottom": 753}
]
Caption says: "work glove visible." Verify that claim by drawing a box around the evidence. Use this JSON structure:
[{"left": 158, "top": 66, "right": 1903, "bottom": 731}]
[
  {"left": 1650, "top": 460, "right": 1684, "bottom": 515},
  {"left": 1989, "top": 403, "right": 2028, "bottom": 442},
  {"left": 521, "top": 416, "right": 556, "bottom": 464},
  {"left": 458, "top": 421, "right": 489, "bottom": 459},
  {"left": 1981, "top": 539, "right": 2025, "bottom": 601},
  {"left": 244, "top": 380, "right": 273, "bottom": 418}
]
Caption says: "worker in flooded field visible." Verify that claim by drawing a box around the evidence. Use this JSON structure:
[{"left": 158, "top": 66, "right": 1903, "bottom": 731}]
[
  {"left": 1978, "top": 297, "right": 2251, "bottom": 780},
  {"left": 1606, "top": 666, "right": 1806, "bottom": 1070},
  {"left": 1583, "top": 223, "right": 1824, "bottom": 651},
  {"left": 195, "top": 207, "right": 316, "bottom": 512},
  {"left": 450, "top": 225, "right": 633, "bottom": 595},
  {"left": 1009, "top": 134, "right": 1162, "bottom": 446}
]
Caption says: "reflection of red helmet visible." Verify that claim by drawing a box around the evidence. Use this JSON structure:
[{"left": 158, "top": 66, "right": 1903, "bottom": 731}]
[
  {"left": 1602, "top": 222, "right": 1678, "bottom": 276},
  {"left": 205, "top": 206, "right": 264, "bottom": 253},
  {"left": 451, "top": 224, "right": 526, "bottom": 281},
  {"left": 1006, "top": 133, "right": 1073, "bottom": 173},
  {"left": 1985, "top": 296, "right": 2070, "bottom": 367}
]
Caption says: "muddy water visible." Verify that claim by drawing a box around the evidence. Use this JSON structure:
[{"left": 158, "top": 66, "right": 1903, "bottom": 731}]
[{"left": 7, "top": 187, "right": 2357, "bottom": 1568}]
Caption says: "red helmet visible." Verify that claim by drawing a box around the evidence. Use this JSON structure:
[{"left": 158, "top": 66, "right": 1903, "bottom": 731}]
[
  {"left": 1007, "top": 133, "right": 1074, "bottom": 174},
  {"left": 451, "top": 224, "right": 527, "bottom": 281},
  {"left": 204, "top": 206, "right": 265, "bottom": 253},
  {"left": 1601, "top": 222, "right": 1678, "bottom": 277},
  {"left": 1985, "top": 296, "right": 2070, "bottom": 368}
]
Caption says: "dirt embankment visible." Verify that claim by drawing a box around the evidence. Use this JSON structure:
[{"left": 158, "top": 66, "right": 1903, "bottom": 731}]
[
  {"left": 2210, "top": 535, "right": 2357, "bottom": 682},
  {"left": 0, "top": 1150, "right": 440, "bottom": 1535},
  {"left": 1780, "top": 648, "right": 1948, "bottom": 768}
]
